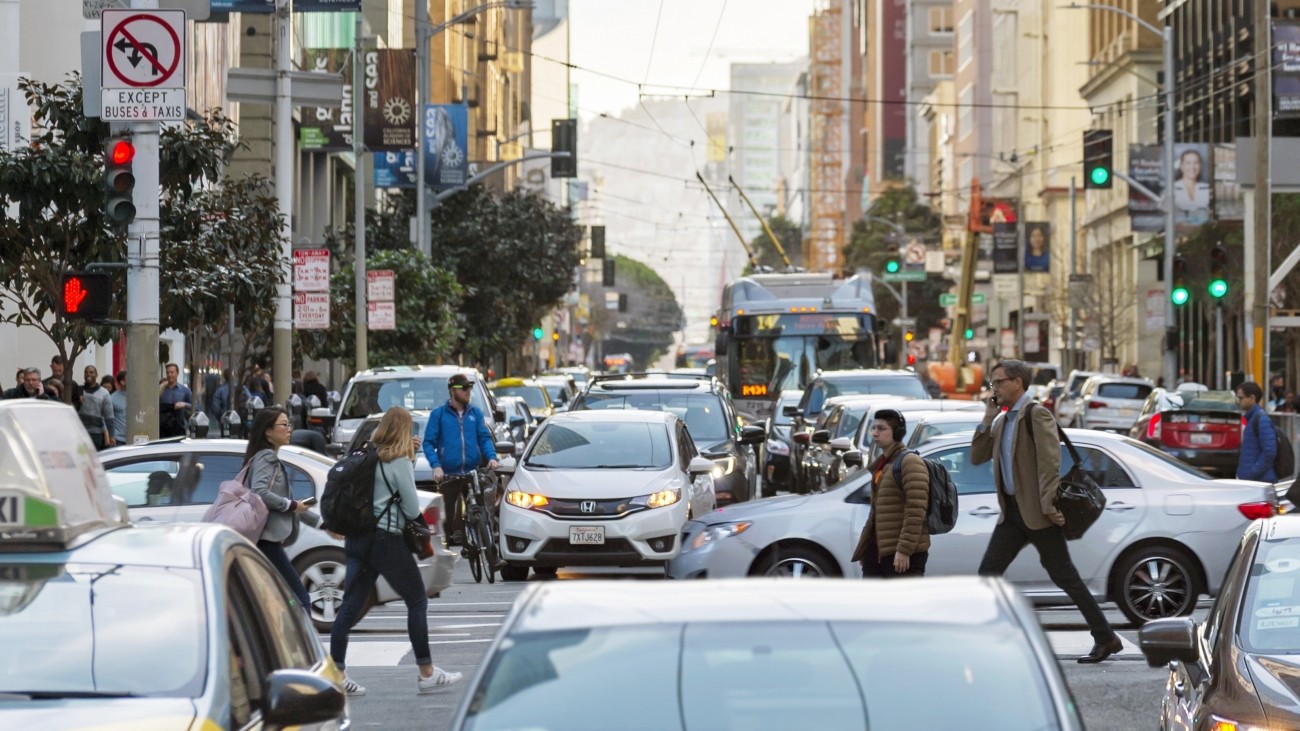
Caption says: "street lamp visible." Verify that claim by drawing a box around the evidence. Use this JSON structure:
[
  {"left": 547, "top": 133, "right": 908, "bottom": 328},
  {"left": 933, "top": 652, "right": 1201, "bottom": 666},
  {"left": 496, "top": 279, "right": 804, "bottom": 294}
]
[{"left": 1062, "top": 2, "right": 1176, "bottom": 390}]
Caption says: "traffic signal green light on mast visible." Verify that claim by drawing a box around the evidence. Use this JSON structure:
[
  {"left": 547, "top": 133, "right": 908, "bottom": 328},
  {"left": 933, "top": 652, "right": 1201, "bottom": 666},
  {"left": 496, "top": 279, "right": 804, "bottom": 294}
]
[
  {"left": 1208, "top": 244, "right": 1229, "bottom": 300},
  {"left": 1171, "top": 255, "right": 1189, "bottom": 306},
  {"left": 885, "top": 259, "right": 900, "bottom": 274}
]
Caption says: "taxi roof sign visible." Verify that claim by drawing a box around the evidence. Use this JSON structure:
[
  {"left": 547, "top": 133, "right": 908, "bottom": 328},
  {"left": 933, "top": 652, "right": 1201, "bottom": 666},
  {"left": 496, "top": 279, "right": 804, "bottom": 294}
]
[{"left": 0, "top": 401, "right": 126, "bottom": 546}]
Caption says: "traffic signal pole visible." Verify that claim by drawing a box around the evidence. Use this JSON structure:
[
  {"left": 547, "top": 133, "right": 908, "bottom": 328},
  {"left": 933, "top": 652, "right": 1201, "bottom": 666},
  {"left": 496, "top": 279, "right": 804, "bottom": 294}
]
[
  {"left": 271, "top": 0, "right": 294, "bottom": 406},
  {"left": 1161, "top": 24, "right": 1177, "bottom": 391}
]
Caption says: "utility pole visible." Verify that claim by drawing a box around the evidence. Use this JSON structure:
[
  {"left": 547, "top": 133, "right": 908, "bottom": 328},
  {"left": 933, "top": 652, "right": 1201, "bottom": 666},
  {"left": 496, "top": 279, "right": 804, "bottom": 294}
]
[
  {"left": 125, "top": 0, "right": 161, "bottom": 444},
  {"left": 1249, "top": 5, "right": 1271, "bottom": 384},
  {"left": 1161, "top": 23, "right": 1177, "bottom": 390},
  {"left": 415, "top": 0, "right": 429, "bottom": 256},
  {"left": 1068, "top": 177, "right": 1077, "bottom": 370},
  {"left": 353, "top": 14, "right": 368, "bottom": 372},
  {"left": 271, "top": 0, "right": 294, "bottom": 406}
]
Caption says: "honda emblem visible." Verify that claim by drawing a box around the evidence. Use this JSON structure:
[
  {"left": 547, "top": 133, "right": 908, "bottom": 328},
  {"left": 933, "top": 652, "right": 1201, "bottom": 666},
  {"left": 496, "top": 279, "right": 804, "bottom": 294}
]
[{"left": 579, "top": 500, "right": 597, "bottom": 514}]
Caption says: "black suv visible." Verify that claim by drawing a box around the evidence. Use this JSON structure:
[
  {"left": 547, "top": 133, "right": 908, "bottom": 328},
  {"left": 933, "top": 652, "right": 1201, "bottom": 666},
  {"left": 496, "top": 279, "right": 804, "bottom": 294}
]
[
  {"left": 568, "top": 373, "right": 766, "bottom": 505},
  {"left": 785, "top": 369, "right": 931, "bottom": 493}
]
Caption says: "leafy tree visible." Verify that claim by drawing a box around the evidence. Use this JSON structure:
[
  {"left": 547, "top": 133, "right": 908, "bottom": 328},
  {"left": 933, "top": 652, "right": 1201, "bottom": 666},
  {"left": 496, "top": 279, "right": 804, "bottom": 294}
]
[
  {"left": 748, "top": 215, "right": 803, "bottom": 270},
  {"left": 842, "top": 186, "right": 950, "bottom": 343},
  {"left": 586, "top": 254, "right": 683, "bottom": 368},
  {"left": 295, "top": 248, "right": 463, "bottom": 369}
]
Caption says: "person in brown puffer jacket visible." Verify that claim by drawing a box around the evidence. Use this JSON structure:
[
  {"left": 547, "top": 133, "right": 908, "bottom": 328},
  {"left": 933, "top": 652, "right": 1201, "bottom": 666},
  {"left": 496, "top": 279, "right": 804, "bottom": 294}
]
[{"left": 850, "top": 409, "right": 931, "bottom": 577}]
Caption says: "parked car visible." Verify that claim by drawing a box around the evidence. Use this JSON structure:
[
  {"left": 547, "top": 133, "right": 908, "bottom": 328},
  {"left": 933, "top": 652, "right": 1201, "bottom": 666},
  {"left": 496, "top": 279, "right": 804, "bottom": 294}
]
[
  {"left": 1072, "top": 374, "right": 1155, "bottom": 432},
  {"left": 1053, "top": 369, "right": 1099, "bottom": 427},
  {"left": 101, "top": 439, "right": 457, "bottom": 631},
  {"left": 331, "top": 365, "right": 505, "bottom": 452},
  {"left": 1025, "top": 362, "right": 1063, "bottom": 402},
  {"left": 1138, "top": 516, "right": 1300, "bottom": 730},
  {"left": 495, "top": 410, "right": 717, "bottom": 580},
  {"left": 568, "top": 373, "right": 765, "bottom": 505},
  {"left": 1130, "top": 386, "right": 1242, "bottom": 477},
  {"left": 537, "top": 374, "right": 578, "bottom": 411},
  {"left": 906, "top": 411, "right": 987, "bottom": 448},
  {"left": 786, "top": 370, "right": 931, "bottom": 493},
  {"left": 669, "top": 429, "right": 1281, "bottom": 625},
  {"left": 449, "top": 578, "right": 1084, "bottom": 731},
  {"left": 490, "top": 377, "right": 554, "bottom": 423},
  {"left": 1038, "top": 380, "right": 1066, "bottom": 414}
]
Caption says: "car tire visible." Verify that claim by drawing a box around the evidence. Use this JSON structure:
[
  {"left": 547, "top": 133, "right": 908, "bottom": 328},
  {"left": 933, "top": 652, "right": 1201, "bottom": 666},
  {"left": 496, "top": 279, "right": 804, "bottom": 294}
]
[
  {"left": 294, "top": 548, "right": 367, "bottom": 633},
  {"left": 751, "top": 545, "right": 838, "bottom": 578},
  {"left": 1113, "top": 545, "right": 1200, "bottom": 626},
  {"left": 500, "top": 563, "right": 530, "bottom": 582},
  {"left": 533, "top": 566, "right": 558, "bottom": 578}
]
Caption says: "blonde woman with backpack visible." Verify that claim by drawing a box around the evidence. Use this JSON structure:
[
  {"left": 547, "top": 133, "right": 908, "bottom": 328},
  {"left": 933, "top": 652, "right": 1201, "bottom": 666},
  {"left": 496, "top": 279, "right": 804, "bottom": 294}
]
[{"left": 328, "top": 406, "right": 463, "bottom": 696}]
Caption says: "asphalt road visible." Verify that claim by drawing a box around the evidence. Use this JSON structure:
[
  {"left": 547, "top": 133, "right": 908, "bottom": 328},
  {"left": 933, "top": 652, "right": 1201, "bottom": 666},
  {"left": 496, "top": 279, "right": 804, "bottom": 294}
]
[{"left": 330, "top": 561, "right": 1187, "bottom": 731}]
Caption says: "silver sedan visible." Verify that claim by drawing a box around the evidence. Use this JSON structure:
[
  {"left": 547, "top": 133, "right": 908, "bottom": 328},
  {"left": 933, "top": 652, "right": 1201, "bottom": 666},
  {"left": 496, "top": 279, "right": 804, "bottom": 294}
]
[{"left": 669, "top": 429, "right": 1281, "bottom": 625}]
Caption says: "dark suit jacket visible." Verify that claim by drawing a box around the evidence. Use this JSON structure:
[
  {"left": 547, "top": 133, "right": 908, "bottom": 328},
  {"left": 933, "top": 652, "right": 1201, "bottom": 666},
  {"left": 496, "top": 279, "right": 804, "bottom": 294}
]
[{"left": 970, "top": 400, "right": 1061, "bottom": 531}]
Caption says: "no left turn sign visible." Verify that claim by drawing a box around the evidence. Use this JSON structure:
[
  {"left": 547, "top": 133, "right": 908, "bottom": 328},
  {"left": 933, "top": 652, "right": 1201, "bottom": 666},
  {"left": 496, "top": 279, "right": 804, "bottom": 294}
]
[{"left": 101, "top": 9, "right": 185, "bottom": 89}]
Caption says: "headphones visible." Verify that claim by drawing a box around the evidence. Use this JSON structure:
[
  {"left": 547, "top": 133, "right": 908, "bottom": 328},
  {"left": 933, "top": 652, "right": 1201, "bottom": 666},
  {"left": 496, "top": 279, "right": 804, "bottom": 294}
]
[{"left": 874, "top": 409, "right": 907, "bottom": 442}]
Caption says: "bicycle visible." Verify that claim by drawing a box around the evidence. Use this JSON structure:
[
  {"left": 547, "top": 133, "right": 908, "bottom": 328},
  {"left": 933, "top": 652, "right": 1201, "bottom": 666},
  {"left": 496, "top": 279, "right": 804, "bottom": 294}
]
[{"left": 447, "top": 469, "right": 499, "bottom": 584}]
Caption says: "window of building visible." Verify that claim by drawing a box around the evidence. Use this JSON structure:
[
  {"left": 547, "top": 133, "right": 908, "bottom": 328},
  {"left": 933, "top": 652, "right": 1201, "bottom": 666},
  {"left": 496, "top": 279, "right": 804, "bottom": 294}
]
[
  {"left": 929, "top": 50, "right": 954, "bottom": 77},
  {"left": 957, "top": 10, "right": 974, "bottom": 70},
  {"left": 929, "top": 6, "right": 954, "bottom": 34},
  {"left": 958, "top": 84, "right": 974, "bottom": 141}
]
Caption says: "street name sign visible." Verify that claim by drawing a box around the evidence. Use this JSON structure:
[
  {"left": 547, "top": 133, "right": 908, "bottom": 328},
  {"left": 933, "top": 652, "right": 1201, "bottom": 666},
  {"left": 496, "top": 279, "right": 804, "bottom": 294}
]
[
  {"left": 100, "top": 9, "right": 186, "bottom": 122},
  {"left": 882, "top": 270, "right": 926, "bottom": 283},
  {"left": 939, "top": 293, "right": 986, "bottom": 306}
]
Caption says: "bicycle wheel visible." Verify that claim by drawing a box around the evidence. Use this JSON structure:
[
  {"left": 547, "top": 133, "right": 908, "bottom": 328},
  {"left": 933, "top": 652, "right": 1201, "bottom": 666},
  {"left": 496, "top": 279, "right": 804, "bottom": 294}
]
[
  {"left": 465, "top": 507, "right": 484, "bottom": 583},
  {"left": 473, "top": 510, "right": 498, "bottom": 584}
]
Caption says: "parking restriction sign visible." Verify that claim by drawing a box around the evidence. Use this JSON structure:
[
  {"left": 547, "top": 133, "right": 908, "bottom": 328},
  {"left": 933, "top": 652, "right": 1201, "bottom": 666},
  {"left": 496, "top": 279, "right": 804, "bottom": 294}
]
[{"left": 100, "top": 9, "right": 186, "bottom": 121}]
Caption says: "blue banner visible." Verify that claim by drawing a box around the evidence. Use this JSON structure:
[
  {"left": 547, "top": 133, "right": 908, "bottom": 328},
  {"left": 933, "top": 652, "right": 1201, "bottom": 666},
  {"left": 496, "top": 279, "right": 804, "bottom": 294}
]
[
  {"left": 424, "top": 104, "right": 468, "bottom": 191},
  {"left": 374, "top": 151, "right": 417, "bottom": 189},
  {"left": 210, "top": 0, "right": 361, "bottom": 13}
]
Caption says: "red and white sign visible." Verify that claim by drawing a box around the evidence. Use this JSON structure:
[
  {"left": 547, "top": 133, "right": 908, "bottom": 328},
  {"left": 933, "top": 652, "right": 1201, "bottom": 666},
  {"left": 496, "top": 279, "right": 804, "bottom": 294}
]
[
  {"left": 367, "top": 270, "right": 395, "bottom": 302},
  {"left": 294, "top": 292, "right": 330, "bottom": 330},
  {"left": 368, "top": 301, "right": 395, "bottom": 330},
  {"left": 100, "top": 9, "right": 186, "bottom": 121},
  {"left": 294, "top": 248, "right": 331, "bottom": 292}
]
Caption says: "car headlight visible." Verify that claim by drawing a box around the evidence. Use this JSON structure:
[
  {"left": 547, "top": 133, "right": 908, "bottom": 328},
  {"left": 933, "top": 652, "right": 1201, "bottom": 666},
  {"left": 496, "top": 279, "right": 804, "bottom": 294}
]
[
  {"left": 765, "top": 439, "right": 789, "bottom": 456},
  {"left": 688, "top": 521, "right": 752, "bottom": 551},
  {"left": 505, "top": 489, "right": 549, "bottom": 509},
  {"left": 631, "top": 488, "right": 680, "bottom": 509},
  {"left": 710, "top": 456, "right": 736, "bottom": 479}
]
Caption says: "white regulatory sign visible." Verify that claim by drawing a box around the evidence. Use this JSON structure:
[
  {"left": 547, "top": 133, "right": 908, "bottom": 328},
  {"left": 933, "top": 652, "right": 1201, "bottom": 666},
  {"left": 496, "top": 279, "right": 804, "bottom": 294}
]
[
  {"left": 368, "top": 301, "right": 396, "bottom": 331},
  {"left": 101, "top": 9, "right": 186, "bottom": 121},
  {"left": 367, "top": 270, "right": 395, "bottom": 302},
  {"left": 294, "top": 292, "right": 330, "bottom": 330},
  {"left": 293, "top": 249, "right": 331, "bottom": 293}
]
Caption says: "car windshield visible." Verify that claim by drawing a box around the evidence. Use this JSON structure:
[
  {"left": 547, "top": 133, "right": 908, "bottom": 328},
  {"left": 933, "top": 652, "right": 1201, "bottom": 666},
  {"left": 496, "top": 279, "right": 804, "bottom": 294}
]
[
  {"left": 495, "top": 386, "right": 549, "bottom": 410},
  {"left": 0, "top": 562, "right": 206, "bottom": 697},
  {"left": 341, "top": 377, "right": 488, "bottom": 419},
  {"left": 1240, "top": 538, "right": 1300, "bottom": 654},
  {"left": 825, "top": 376, "right": 928, "bottom": 400},
  {"left": 541, "top": 384, "right": 567, "bottom": 403},
  {"left": 525, "top": 420, "right": 673, "bottom": 469},
  {"left": 575, "top": 392, "right": 731, "bottom": 444},
  {"left": 462, "top": 621, "right": 1060, "bottom": 731}
]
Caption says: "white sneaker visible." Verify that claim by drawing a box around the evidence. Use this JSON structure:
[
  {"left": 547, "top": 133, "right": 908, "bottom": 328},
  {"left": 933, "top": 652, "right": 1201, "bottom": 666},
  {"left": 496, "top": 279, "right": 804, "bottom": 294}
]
[
  {"left": 417, "top": 667, "right": 463, "bottom": 694},
  {"left": 342, "top": 675, "right": 367, "bottom": 697}
]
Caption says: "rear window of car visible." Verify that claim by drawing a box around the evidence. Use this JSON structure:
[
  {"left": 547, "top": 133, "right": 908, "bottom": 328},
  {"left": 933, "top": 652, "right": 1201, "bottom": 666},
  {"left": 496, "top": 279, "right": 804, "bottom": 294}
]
[
  {"left": 824, "top": 376, "right": 928, "bottom": 400},
  {"left": 1096, "top": 383, "right": 1153, "bottom": 400},
  {"left": 494, "top": 386, "right": 548, "bottom": 410},
  {"left": 462, "top": 621, "right": 1061, "bottom": 731}
]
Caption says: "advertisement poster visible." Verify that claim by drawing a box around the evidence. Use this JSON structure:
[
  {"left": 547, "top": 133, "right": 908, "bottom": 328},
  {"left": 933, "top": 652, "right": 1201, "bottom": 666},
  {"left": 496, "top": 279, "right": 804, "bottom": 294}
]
[
  {"left": 424, "top": 103, "right": 468, "bottom": 191},
  {"left": 1128, "top": 144, "right": 1164, "bottom": 233},
  {"left": 374, "top": 151, "right": 417, "bottom": 189},
  {"left": 363, "top": 49, "right": 416, "bottom": 152},
  {"left": 300, "top": 49, "right": 352, "bottom": 151},
  {"left": 1275, "top": 21, "right": 1300, "bottom": 118},
  {"left": 1214, "top": 143, "right": 1242, "bottom": 221},
  {"left": 1024, "top": 222, "right": 1050, "bottom": 272},
  {"left": 1171, "top": 142, "right": 1212, "bottom": 230},
  {"left": 992, "top": 222, "right": 1018, "bottom": 274}
]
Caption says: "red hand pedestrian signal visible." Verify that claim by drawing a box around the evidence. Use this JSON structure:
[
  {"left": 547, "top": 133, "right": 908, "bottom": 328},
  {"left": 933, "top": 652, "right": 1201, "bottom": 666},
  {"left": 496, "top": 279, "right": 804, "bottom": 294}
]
[
  {"left": 60, "top": 272, "right": 113, "bottom": 321},
  {"left": 64, "top": 277, "right": 89, "bottom": 313}
]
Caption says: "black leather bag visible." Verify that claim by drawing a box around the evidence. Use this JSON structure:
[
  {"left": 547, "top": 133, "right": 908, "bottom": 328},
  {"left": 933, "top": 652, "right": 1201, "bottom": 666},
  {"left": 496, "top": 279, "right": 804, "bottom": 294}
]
[
  {"left": 402, "top": 514, "right": 434, "bottom": 559},
  {"left": 1055, "top": 429, "right": 1106, "bottom": 540}
]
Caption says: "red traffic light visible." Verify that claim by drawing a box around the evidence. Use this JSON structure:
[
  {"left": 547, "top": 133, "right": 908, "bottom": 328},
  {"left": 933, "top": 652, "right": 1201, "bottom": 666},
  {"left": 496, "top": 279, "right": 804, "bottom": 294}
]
[{"left": 109, "top": 139, "right": 135, "bottom": 166}]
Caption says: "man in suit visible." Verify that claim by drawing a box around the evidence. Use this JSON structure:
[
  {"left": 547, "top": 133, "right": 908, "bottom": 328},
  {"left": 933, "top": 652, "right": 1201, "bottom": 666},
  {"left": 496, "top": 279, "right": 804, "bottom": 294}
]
[{"left": 971, "top": 359, "right": 1122, "bottom": 663}]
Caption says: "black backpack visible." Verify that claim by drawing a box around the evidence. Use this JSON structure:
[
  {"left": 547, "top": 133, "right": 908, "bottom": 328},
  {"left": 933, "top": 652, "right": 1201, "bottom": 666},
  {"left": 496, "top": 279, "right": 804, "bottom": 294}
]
[
  {"left": 1253, "top": 413, "right": 1296, "bottom": 480},
  {"left": 891, "top": 450, "right": 960, "bottom": 535},
  {"left": 321, "top": 446, "right": 383, "bottom": 537}
]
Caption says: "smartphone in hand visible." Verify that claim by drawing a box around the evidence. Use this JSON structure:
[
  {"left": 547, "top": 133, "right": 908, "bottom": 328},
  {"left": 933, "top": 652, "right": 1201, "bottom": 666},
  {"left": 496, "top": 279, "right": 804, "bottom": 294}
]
[{"left": 300, "top": 496, "right": 318, "bottom": 507}]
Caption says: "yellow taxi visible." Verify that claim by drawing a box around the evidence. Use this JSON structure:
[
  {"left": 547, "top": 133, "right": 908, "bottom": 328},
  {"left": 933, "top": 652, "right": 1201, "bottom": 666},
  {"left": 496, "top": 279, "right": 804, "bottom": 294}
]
[
  {"left": 0, "top": 400, "right": 347, "bottom": 730},
  {"left": 490, "top": 377, "right": 554, "bottom": 422}
]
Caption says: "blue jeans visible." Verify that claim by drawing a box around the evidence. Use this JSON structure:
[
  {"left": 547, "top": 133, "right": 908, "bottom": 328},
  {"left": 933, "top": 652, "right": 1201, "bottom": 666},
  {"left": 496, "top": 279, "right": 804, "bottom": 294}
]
[
  {"left": 256, "top": 539, "right": 311, "bottom": 612},
  {"left": 330, "top": 529, "right": 431, "bottom": 670}
]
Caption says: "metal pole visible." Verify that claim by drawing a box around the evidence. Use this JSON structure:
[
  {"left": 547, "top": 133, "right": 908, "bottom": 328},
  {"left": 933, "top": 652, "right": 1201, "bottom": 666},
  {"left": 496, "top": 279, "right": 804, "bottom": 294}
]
[
  {"left": 1252, "top": 8, "right": 1272, "bottom": 384},
  {"left": 353, "top": 14, "right": 368, "bottom": 372},
  {"left": 1016, "top": 162, "right": 1025, "bottom": 358},
  {"left": 1161, "top": 25, "right": 1177, "bottom": 390},
  {"left": 415, "top": 0, "right": 429, "bottom": 256},
  {"left": 1216, "top": 303, "right": 1224, "bottom": 390},
  {"left": 1069, "top": 177, "right": 1077, "bottom": 370},
  {"left": 270, "top": 0, "right": 294, "bottom": 405},
  {"left": 901, "top": 279, "right": 909, "bottom": 368}
]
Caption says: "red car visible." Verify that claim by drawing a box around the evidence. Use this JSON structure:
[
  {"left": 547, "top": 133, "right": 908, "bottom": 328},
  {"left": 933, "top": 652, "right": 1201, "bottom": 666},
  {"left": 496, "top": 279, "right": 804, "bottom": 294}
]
[{"left": 1129, "top": 386, "right": 1242, "bottom": 477}]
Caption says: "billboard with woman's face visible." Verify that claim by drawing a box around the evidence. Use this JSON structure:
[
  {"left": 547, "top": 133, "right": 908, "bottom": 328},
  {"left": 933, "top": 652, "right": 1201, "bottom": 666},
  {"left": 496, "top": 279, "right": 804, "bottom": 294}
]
[
  {"left": 1024, "top": 223, "right": 1050, "bottom": 272},
  {"left": 1172, "top": 143, "right": 1212, "bottom": 229}
]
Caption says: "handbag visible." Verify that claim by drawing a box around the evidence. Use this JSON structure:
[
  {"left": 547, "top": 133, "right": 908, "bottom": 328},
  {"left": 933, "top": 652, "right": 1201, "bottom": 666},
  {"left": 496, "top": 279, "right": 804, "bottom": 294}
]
[
  {"left": 1054, "top": 429, "right": 1107, "bottom": 540},
  {"left": 201, "top": 464, "right": 269, "bottom": 542},
  {"left": 378, "top": 462, "right": 435, "bottom": 559}
]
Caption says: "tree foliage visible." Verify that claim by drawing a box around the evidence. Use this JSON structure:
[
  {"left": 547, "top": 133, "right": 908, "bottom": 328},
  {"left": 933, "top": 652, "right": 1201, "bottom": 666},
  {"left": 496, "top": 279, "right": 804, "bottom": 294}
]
[
  {"left": 748, "top": 215, "right": 803, "bottom": 270},
  {"left": 587, "top": 254, "right": 682, "bottom": 368}
]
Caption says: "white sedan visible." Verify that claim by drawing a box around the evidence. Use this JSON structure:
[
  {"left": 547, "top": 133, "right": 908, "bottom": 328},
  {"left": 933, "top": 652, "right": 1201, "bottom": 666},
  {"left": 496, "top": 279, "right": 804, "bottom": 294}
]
[
  {"left": 497, "top": 410, "right": 716, "bottom": 580},
  {"left": 668, "top": 430, "right": 1281, "bottom": 625}
]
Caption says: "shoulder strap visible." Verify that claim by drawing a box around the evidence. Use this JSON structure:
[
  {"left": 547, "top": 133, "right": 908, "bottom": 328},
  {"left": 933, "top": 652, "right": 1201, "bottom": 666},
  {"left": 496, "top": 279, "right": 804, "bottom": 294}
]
[
  {"left": 375, "top": 460, "right": 401, "bottom": 524},
  {"left": 1024, "top": 401, "right": 1083, "bottom": 469},
  {"left": 890, "top": 448, "right": 917, "bottom": 487}
]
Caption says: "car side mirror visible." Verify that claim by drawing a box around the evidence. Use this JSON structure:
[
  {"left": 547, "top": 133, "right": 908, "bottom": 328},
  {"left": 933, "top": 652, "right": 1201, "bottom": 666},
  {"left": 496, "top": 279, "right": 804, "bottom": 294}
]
[
  {"left": 842, "top": 450, "right": 863, "bottom": 468},
  {"left": 495, "top": 440, "right": 516, "bottom": 457},
  {"left": 738, "top": 424, "right": 766, "bottom": 445},
  {"left": 829, "top": 436, "right": 853, "bottom": 452},
  {"left": 1137, "top": 617, "right": 1198, "bottom": 668},
  {"left": 791, "top": 432, "right": 811, "bottom": 446},
  {"left": 811, "top": 429, "right": 831, "bottom": 444},
  {"left": 782, "top": 405, "right": 800, "bottom": 418},
  {"left": 509, "top": 415, "right": 526, "bottom": 428},
  {"left": 494, "top": 408, "right": 506, "bottom": 422},
  {"left": 688, "top": 456, "right": 715, "bottom": 476},
  {"left": 261, "top": 669, "right": 345, "bottom": 727}
]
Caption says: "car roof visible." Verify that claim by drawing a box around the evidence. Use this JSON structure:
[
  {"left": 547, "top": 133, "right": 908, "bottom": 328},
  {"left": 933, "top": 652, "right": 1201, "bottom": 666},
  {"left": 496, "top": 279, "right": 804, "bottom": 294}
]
[
  {"left": 813, "top": 369, "right": 918, "bottom": 381},
  {"left": 507, "top": 577, "right": 1012, "bottom": 634},
  {"left": 547, "top": 409, "right": 678, "bottom": 426},
  {"left": 587, "top": 377, "right": 713, "bottom": 392},
  {"left": 914, "top": 410, "right": 985, "bottom": 423},
  {"left": 8, "top": 522, "right": 230, "bottom": 570},
  {"left": 350, "top": 365, "right": 478, "bottom": 382},
  {"left": 1084, "top": 375, "right": 1154, "bottom": 386}
]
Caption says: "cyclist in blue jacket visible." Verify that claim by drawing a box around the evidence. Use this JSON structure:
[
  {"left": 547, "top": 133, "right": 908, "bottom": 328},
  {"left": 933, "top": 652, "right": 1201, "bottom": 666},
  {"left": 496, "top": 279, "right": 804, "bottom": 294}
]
[{"left": 423, "top": 373, "right": 498, "bottom": 545}]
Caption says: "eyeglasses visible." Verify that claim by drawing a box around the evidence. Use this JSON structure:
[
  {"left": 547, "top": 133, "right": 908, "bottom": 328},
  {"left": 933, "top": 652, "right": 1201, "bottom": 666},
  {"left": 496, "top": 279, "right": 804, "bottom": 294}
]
[
  {"left": 275, "top": 421, "right": 292, "bottom": 429},
  {"left": 989, "top": 378, "right": 1012, "bottom": 387}
]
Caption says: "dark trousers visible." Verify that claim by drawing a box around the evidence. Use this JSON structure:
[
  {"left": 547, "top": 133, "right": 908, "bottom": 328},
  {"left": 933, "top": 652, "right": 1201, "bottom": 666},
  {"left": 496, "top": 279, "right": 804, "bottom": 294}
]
[
  {"left": 256, "top": 539, "right": 312, "bottom": 613},
  {"left": 438, "top": 475, "right": 470, "bottom": 541},
  {"left": 330, "top": 530, "right": 431, "bottom": 670},
  {"left": 860, "top": 534, "right": 928, "bottom": 578},
  {"left": 978, "top": 497, "right": 1116, "bottom": 643}
]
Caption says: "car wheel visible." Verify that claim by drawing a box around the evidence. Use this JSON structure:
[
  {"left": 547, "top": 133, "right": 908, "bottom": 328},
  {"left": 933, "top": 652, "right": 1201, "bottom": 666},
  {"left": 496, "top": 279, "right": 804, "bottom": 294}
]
[
  {"left": 1113, "top": 546, "right": 1199, "bottom": 626},
  {"left": 500, "top": 563, "right": 530, "bottom": 582},
  {"left": 294, "top": 548, "right": 366, "bottom": 632},
  {"left": 752, "top": 546, "right": 838, "bottom": 578}
]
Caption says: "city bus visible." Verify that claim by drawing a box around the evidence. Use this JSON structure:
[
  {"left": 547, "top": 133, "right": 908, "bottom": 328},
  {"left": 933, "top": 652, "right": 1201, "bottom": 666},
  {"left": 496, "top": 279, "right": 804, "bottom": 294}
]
[{"left": 714, "top": 271, "right": 879, "bottom": 420}]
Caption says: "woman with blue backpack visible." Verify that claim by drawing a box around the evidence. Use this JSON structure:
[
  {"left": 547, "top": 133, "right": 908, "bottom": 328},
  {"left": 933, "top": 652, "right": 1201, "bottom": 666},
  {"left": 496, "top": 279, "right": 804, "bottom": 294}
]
[{"left": 850, "top": 409, "right": 931, "bottom": 578}]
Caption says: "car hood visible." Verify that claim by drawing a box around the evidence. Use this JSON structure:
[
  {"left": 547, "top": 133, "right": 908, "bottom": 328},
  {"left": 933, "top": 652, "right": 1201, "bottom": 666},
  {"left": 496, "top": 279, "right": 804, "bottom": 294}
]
[
  {"left": 693, "top": 492, "right": 815, "bottom": 524},
  {"left": 0, "top": 698, "right": 197, "bottom": 730},
  {"left": 517, "top": 468, "right": 683, "bottom": 498},
  {"left": 1246, "top": 654, "right": 1300, "bottom": 724}
]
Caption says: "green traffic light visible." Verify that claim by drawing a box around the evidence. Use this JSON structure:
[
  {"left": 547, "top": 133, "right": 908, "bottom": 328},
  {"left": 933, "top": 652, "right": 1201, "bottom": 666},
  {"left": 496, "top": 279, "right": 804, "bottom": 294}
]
[
  {"left": 1209, "top": 279, "right": 1228, "bottom": 299},
  {"left": 964, "top": 328, "right": 974, "bottom": 339},
  {"left": 1089, "top": 166, "right": 1110, "bottom": 186},
  {"left": 1172, "top": 286, "right": 1190, "bottom": 306},
  {"left": 532, "top": 327, "right": 544, "bottom": 340},
  {"left": 885, "top": 260, "right": 900, "bottom": 274}
]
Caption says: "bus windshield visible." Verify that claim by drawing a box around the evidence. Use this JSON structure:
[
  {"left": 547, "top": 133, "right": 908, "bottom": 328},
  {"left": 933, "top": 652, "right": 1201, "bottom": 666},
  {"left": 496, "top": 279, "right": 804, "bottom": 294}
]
[{"left": 731, "top": 314, "right": 876, "bottom": 395}]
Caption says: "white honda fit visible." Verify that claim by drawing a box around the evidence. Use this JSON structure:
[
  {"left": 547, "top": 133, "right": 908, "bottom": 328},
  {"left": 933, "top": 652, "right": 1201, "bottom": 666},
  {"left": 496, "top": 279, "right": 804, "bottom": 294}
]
[{"left": 496, "top": 409, "right": 717, "bottom": 580}]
